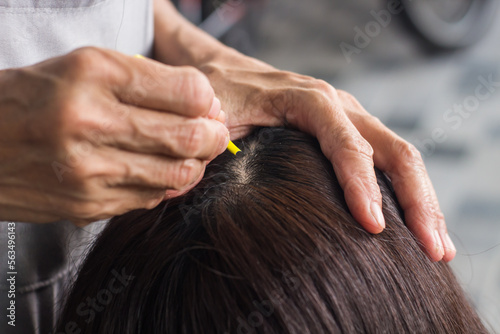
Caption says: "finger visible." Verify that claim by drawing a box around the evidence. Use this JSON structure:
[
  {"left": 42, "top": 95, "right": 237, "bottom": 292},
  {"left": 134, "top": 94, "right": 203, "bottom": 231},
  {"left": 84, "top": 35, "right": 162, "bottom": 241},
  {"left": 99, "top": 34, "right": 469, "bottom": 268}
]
[
  {"left": 339, "top": 92, "right": 450, "bottom": 261},
  {"left": 101, "top": 103, "right": 229, "bottom": 160},
  {"left": 324, "top": 126, "right": 385, "bottom": 234},
  {"left": 284, "top": 88, "right": 385, "bottom": 233},
  {"left": 389, "top": 158, "right": 444, "bottom": 262},
  {"left": 164, "top": 162, "right": 207, "bottom": 199},
  {"left": 97, "top": 147, "right": 207, "bottom": 191},
  {"left": 355, "top": 123, "right": 443, "bottom": 261},
  {"left": 307, "top": 101, "right": 384, "bottom": 233},
  {"left": 69, "top": 48, "right": 217, "bottom": 117},
  {"left": 382, "top": 145, "right": 449, "bottom": 261},
  {"left": 119, "top": 55, "right": 216, "bottom": 117},
  {"left": 430, "top": 177, "right": 456, "bottom": 262}
]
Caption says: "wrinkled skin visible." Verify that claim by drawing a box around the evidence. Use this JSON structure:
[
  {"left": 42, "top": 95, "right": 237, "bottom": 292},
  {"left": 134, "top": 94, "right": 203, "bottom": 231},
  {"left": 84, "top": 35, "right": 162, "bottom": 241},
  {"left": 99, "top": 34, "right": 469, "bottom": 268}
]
[{"left": 0, "top": 48, "right": 228, "bottom": 226}]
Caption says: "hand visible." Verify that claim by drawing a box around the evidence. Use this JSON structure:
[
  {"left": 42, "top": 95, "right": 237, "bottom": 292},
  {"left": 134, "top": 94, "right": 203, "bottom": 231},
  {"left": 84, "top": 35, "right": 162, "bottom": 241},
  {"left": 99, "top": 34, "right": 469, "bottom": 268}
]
[
  {"left": 200, "top": 57, "right": 455, "bottom": 262},
  {"left": 0, "top": 47, "right": 229, "bottom": 225}
]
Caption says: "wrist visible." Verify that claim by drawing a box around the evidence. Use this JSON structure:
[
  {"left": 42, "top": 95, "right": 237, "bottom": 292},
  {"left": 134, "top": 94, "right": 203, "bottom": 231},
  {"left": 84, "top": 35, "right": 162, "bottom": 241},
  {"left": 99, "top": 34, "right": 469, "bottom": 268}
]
[
  {"left": 153, "top": 0, "right": 275, "bottom": 73},
  {"left": 198, "top": 49, "right": 275, "bottom": 77}
]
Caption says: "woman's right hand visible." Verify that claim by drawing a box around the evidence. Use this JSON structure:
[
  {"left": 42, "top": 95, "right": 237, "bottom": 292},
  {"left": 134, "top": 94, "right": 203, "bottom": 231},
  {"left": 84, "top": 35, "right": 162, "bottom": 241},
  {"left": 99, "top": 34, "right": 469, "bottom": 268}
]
[{"left": 0, "top": 47, "right": 228, "bottom": 226}]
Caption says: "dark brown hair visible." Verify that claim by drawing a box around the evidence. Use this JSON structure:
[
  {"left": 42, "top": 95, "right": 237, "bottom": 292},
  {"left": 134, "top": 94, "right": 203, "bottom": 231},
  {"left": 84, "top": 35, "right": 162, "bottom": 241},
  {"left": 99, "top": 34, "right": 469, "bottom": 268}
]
[{"left": 56, "top": 127, "right": 487, "bottom": 333}]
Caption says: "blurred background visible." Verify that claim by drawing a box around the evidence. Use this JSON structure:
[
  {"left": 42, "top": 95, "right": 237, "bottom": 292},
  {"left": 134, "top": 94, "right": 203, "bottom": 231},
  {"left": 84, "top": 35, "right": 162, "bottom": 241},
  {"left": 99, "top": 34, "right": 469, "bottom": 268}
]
[{"left": 176, "top": 0, "right": 500, "bottom": 331}]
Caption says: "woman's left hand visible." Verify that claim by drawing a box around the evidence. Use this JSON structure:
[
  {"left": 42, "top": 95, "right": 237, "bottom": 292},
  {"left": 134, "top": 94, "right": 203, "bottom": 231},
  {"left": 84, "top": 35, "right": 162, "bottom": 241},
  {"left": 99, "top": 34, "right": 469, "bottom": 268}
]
[{"left": 200, "top": 56, "right": 456, "bottom": 263}]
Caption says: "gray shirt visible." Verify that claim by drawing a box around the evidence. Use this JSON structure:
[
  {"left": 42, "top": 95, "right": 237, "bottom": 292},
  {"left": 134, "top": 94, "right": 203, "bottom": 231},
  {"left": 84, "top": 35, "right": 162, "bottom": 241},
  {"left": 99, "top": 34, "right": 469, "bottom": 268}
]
[{"left": 0, "top": 1, "right": 154, "bottom": 333}]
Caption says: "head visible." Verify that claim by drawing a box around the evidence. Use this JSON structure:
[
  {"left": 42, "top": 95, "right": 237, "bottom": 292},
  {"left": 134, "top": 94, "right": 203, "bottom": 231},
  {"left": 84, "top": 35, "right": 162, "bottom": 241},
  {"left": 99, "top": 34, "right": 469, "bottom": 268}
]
[{"left": 56, "top": 127, "right": 487, "bottom": 333}]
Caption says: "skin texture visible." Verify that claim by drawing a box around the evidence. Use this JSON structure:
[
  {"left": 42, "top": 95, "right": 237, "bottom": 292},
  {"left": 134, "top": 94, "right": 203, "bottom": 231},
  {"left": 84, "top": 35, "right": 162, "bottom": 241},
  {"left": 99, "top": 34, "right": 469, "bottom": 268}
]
[
  {"left": 0, "top": 47, "right": 228, "bottom": 225},
  {"left": 0, "top": 1, "right": 454, "bottom": 262},
  {"left": 153, "top": 0, "right": 455, "bottom": 262}
]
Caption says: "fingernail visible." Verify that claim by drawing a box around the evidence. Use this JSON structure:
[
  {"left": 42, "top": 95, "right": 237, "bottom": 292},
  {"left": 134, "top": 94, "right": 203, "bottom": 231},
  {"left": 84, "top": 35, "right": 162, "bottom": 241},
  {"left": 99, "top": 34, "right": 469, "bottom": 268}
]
[
  {"left": 434, "top": 230, "right": 445, "bottom": 258},
  {"left": 370, "top": 202, "right": 385, "bottom": 230},
  {"left": 444, "top": 233, "right": 456, "bottom": 254},
  {"left": 208, "top": 97, "right": 221, "bottom": 119}
]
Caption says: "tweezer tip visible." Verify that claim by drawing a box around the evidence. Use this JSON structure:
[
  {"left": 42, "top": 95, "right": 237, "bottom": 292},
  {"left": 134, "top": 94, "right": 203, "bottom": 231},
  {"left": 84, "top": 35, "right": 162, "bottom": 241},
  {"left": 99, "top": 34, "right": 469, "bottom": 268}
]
[{"left": 235, "top": 151, "right": 245, "bottom": 158}]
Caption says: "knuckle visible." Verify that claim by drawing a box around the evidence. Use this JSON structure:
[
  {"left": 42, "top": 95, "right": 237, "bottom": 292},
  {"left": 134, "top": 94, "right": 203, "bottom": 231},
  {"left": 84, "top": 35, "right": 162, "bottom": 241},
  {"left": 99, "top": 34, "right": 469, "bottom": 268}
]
[
  {"left": 359, "top": 140, "right": 374, "bottom": 158},
  {"left": 436, "top": 210, "right": 446, "bottom": 225},
  {"left": 311, "top": 79, "right": 335, "bottom": 95},
  {"left": 393, "top": 139, "right": 423, "bottom": 169},
  {"left": 198, "top": 63, "right": 219, "bottom": 77},
  {"left": 182, "top": 120, "right": 207, "bottom": 156},
  {"left": 359, "top": 114, "right": 385, "bottom": 131},
  {"left": 342, "top": 175, "right": 364, "bottom": 195},
  {"left": 57, "top": 98, "right": 101, "bottom": 138},
  {"left": 178, "top": 66, "right": 213, "bottom": 113},
  {"left": 334, "top": 135, "right": 376, "bottom": 190},
  {"left": 344, "top": 173, "right": 380, "bottom": 200},
  {"left": 66, "top": 200, "right": 102, "bottom": 220},
  {"left": 71, "top": 163, "right": 93, "bottom": 181},
  {"left": 337, "top": 89, "right": 355, "bottom": 102},
  {"left": 310, "top": 89, "right": 327, "bottom": 106},
  {"left": 172, "top": 160, "right": 199, "bottom": 190},
  {"left": 340, "top": 134, "right": 374, "bottom": 160},
  {"left": 66, "top": 47, "right": 106, "bottom": 78},
  {"left": 304, "top": 80, "right": 342, "bottom": 112},
  {"left": 71, "top": 158, "right": 103, "bottom": 182}
]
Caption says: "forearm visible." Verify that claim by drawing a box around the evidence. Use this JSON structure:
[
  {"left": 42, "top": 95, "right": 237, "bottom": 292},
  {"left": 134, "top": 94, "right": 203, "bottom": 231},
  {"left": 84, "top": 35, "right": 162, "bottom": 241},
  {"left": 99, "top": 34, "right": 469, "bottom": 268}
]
[{"left": 153, "top": 0, "right": 272, "bottom": 70}]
